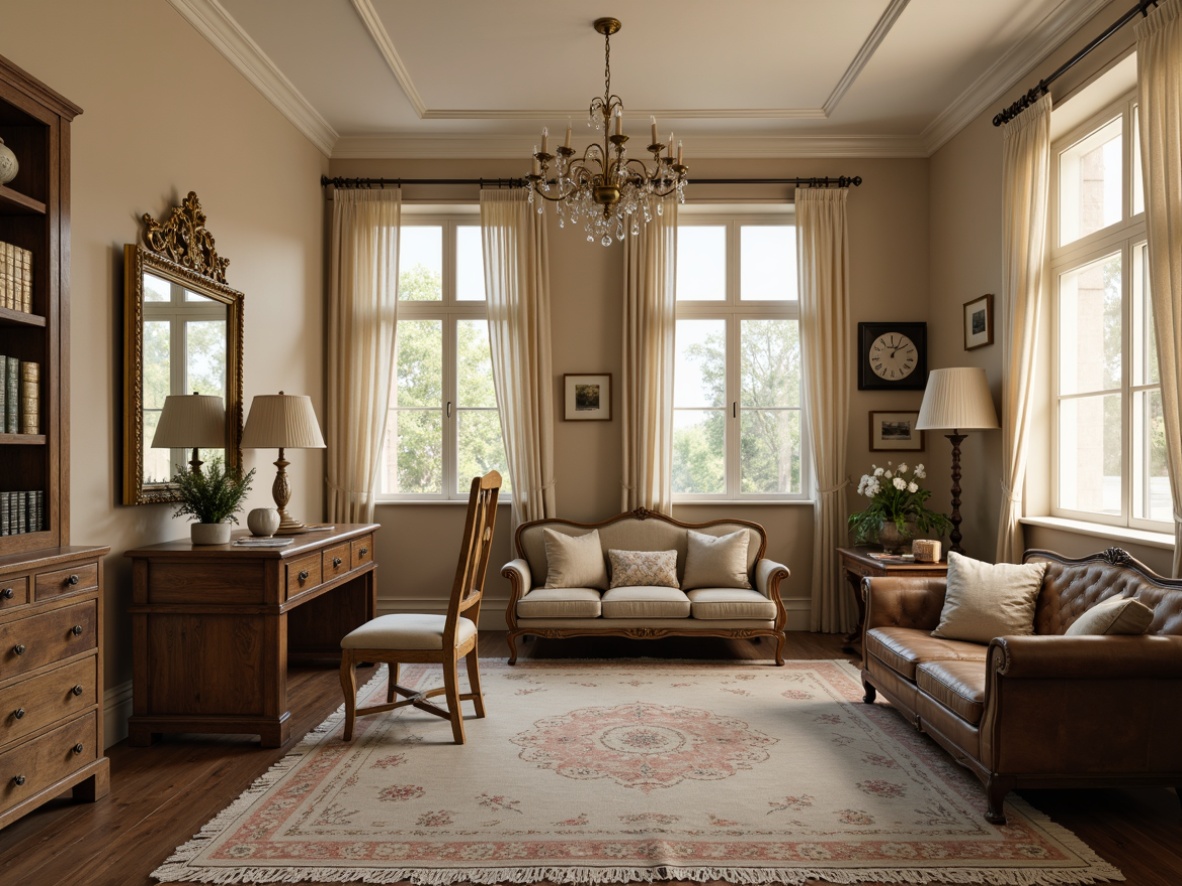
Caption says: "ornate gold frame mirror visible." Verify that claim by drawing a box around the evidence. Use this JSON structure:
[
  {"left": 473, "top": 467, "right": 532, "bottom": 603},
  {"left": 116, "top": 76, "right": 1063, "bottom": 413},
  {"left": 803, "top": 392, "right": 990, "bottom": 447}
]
[{"left": 122, "top": 191, "right": 244, "bottom": 505}]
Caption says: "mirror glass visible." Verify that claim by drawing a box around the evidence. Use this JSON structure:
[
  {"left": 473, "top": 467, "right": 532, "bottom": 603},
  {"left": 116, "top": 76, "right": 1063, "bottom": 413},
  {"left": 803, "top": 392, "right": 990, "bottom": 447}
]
[{"left": 122, "top": 195, "right": 243, "bottom": 505}]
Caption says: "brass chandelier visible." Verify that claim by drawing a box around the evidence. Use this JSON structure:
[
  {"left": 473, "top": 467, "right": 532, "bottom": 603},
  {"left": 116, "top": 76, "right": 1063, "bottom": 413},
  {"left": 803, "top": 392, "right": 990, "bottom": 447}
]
[{"left": 527, "top": 17, "right": 688, "bottom": 246}]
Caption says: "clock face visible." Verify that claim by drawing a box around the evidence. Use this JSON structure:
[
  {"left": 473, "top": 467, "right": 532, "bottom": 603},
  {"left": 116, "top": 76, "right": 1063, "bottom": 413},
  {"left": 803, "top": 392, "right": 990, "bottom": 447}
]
[{"left": 869, "top": 332, "right": 918, "bottom": 381}]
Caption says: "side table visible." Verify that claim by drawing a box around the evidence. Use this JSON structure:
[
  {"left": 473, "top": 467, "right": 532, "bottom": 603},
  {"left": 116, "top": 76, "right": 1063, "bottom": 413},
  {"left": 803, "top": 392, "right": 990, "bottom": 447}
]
[{"left": 837, "top": 547, "right": 948, "bottom": 655}]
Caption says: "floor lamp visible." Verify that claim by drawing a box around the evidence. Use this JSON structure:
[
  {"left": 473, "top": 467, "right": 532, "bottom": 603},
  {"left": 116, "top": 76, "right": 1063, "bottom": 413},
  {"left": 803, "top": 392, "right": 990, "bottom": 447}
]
[
  {"left": 915, "top": 367, "right": 999, "bottom": 556},
  {"left": 151, "top": 392, "right": 226, "bottom": 474},
  {"left": 241, "top": 392, "right": 326, "bottom": 535}
]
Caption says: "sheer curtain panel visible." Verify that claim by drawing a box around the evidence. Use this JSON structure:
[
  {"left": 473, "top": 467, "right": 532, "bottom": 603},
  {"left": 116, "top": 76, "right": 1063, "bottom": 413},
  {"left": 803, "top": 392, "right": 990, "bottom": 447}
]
[
  {"left": 994, "top": 98, "right": 1051, "bottom": 564},
  {"left": 326, "top": 188, "right": 401, "bottom": 523},
  {"left": 480, "top": 189, "right": 556, "bottom": 524},
  {"left": 620, "top": 199, "right": 677, "bottom": 513},
  {"left": 797, "top": 187, "right": 852, "bottom": 633},
  {"left": 1136, "top": 0, "right": 1182, "bottom": 574}
]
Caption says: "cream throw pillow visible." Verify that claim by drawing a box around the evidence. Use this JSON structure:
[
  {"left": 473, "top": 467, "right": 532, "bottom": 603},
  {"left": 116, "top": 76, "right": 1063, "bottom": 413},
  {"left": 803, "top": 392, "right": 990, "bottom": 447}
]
[
  {"left": 608, "top": 549, "right": 680, "bottom": 589},
  {"left": 542, "top": 529, "right": 608, "bottom": 590},
  {"left": 931, "top": 552, "right": 1047, "bottom": 643},
  {"left": 681, "top": 529, "right": 752, "bottom": 590},
  {"left": 1065, "top": 594, "right": 1154, "bottom": 636}
]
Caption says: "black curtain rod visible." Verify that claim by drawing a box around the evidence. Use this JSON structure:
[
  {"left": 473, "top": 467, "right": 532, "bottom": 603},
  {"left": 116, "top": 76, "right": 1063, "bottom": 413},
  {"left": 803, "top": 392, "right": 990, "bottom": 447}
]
[
  {"left": 320, "top": 175, "right": 862, "bottom": 189},
  {"left": 993, "top": 0, "right": 1158, "bottom": 126}
]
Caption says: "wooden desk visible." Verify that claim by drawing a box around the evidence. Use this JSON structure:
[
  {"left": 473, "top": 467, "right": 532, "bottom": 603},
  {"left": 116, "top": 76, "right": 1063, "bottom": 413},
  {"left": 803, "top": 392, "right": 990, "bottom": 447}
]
[
  {"left": 837, "top": 546, "right": 947, "bottom": 654},
  {"left": 126, "top": 524, "right": 378, "bottom": 748}
]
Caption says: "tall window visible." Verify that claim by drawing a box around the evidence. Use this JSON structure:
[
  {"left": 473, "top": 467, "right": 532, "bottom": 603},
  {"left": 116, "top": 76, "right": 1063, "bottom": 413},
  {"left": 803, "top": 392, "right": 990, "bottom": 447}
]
[
  {"left": 672, "top": 211, "right": 806, "bottom": 500},
  {"left": 379, "top": 211, "right": 509, "bottom": 500},
  {"left": 1051, "top": 93, "right": 1163, "bottom": 529}
]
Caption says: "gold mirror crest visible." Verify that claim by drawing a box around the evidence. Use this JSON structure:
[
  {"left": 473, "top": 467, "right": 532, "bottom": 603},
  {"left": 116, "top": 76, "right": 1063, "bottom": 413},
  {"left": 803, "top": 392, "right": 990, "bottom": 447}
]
[{"left": 141, "top": 190, "right": 230, "bottom": 284}]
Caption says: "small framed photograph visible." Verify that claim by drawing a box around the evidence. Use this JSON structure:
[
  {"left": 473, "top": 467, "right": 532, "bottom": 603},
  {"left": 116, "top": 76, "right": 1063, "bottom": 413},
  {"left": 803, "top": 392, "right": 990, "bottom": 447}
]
[
  {"left": 563, "top": 373, "right": 612, "bottom": 421},
  {"left": 869, "top": 411, "right": 924, "bottom": 452},
  {"left": 963, "top": 294, "right": 994, "bottom": 350}
]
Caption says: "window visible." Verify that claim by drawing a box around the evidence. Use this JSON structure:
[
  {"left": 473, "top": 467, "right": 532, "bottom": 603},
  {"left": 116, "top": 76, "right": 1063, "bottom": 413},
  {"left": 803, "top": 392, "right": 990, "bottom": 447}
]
[
  {"left": 1051, "top": 93, "right": 1164, "bottom": 530},
  {"left": 672, "top": 211, "right": 806, "bottom": 500},
  {"left": 379, "top": 211, "right": 510, "bottom": 500}
]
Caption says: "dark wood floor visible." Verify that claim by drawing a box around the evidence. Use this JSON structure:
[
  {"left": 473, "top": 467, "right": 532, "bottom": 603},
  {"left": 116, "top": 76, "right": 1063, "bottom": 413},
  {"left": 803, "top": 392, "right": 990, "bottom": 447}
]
[{"left": 1, "top": 631, "right": 1179, "bottom": 886}]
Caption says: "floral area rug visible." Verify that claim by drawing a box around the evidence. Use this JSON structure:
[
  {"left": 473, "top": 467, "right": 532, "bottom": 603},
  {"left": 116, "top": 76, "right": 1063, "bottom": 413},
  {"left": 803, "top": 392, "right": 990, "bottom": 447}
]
[{"left": 154, "top": 659, "right": 1121, "bottom": 885}]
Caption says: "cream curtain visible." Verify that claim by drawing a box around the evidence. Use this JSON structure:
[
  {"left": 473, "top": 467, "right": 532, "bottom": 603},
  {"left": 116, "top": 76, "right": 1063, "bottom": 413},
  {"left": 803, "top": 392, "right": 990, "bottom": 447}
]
[
  {"left": 621, "top": 199, "right": 678, "bottom": 513},
  {"left": 994, "top": 98, "right": 1052, "bottom": 564},
  {"left": 480, "top": 189, "right": 557, "bottom": 525},
  {"left": 1136, "top": 0, "right": 1182, "bottom": 574},
  {"left": 325, "top": 188, "right": 401, "bottom": 523},
  {"left": 797, "top": 187, "right": 853, "bottom": 633}
]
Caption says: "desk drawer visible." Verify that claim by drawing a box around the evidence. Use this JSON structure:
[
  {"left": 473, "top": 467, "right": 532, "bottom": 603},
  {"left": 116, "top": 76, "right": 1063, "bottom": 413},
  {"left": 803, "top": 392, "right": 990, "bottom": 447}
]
[
  {"left": 0, "top": 712, "right": 97, "bottom": 814},
  {"left": 0, "top": 657, "right": 95, "bottom": 746},
  {"left": 0, "top": 575, "right": 29, "bottom": 610},
  {"left": 285, "top": 554, "right": 322, "bottom": 599},
  {"left": 351, "top": 535, "right": 373, "bottom": 569},
  {"left": 0, "top": 601, "right": 98, "bottom": 680},
  {"left": 35, "top": 563, "right": 99, "bottom": 602},
  {"left": 323, "top": 543, "right": 351, "bottom": 581}
]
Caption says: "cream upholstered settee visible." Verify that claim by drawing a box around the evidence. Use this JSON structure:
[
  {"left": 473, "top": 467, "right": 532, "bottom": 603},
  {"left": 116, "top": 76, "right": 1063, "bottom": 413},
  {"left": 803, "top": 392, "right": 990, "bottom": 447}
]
[{"left": 502, "top": 509, "right": 790, "bottom": 665}]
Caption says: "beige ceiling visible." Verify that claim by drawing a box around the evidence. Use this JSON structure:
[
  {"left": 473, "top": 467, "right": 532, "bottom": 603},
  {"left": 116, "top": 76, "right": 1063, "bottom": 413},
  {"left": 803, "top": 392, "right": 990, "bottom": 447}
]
[{"left": 172, "top": 0, "right": 1111, "bottom": 159}]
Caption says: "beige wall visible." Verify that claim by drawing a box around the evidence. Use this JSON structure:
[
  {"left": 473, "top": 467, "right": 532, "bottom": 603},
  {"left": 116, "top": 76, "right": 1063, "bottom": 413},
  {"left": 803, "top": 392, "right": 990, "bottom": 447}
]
[
  {"left": 2, "top": 0, "right": 329, "bottom": 744},
  {"left": 329, "top": 156, "right": 931, "bottom": 629}
]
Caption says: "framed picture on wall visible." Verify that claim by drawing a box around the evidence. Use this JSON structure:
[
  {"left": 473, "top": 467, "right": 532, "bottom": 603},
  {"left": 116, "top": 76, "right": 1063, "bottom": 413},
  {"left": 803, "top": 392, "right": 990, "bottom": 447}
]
[
  {"left": 563, "top": 373, "right": 612, "bottom": 421},
  {"left": 963, "top": 293, "right": 994, "bottom": 350},
  {"left": 869, "top": 411, "right": 924, "bottom": 452}
]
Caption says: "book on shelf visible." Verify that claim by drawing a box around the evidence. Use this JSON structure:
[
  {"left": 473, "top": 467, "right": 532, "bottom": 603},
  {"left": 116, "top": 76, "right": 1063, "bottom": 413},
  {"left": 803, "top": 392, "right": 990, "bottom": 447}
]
[
  {"left": 0, "top": 241, "right": 32, "bottom": 314},
  {"left": 0, "top": 241, "right": 10, "bottom": 310},
  {"left": 20, "top": 361, "right": 39, "bottom": 435},
  {"left": 4, "top": 357, "right": 17, "bottom": 433}
]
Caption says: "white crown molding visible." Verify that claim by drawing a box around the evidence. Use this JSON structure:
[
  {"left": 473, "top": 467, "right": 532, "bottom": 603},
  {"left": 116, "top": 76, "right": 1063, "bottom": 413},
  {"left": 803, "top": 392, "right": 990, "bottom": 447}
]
[
  {"left": 921, "top": 0, "right": 1113, "bottom": 154},
  {"left": 824, "top": 0, "right": 911, "bottom": 117},
  {"left": 425, "top": 108, "right": 831, "bottom": 121},
  {"left": 350, "top": 0, "right": 427, "bottom": 118},
  {"left": 167, "top": 0, "right": 338, "bottom": 156},
  {"left": 331, "top": 133, "right": 929, "bottom": 161}
]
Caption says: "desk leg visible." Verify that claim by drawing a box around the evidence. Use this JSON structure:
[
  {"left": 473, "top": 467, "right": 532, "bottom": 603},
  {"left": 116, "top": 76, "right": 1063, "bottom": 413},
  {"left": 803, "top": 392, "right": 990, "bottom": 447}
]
[{"left": 841, "top": 570, "right": 866, "bottom": 656}]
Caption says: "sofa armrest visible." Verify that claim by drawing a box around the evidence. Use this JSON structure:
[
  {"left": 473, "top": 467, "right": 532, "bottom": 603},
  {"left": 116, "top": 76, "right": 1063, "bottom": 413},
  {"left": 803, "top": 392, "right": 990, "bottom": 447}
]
[
  {"left": 755, "top": 558, "right": 790, "bottom": 599},
  {"left": 989, "top": 634, "right": 1182, "bottom": 679},
  {"left": 863, "top": 576, "right": 947, "bottom": 632},
  {"left": 502, "top": 558, "right": 533, "bottom": 599}
]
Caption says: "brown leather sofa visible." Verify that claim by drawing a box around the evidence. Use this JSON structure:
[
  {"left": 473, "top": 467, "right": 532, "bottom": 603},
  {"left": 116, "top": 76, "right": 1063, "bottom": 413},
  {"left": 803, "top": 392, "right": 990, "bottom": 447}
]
[{"left": 860, "top": 547, "right": 1182, "bottom": 823}]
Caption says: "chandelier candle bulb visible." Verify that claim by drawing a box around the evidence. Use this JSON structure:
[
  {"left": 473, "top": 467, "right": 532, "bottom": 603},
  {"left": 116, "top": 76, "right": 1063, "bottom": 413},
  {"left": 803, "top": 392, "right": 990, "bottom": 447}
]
[
  {"left": 677, "top": 141, "right": 684, "bottom": 165},
  {"left": 541, "top": 127, "right": 548, "bottom": 153},
  {"left": 564, "top": 123, "right": 571, "bottom": 149},
  {"left": 650, "top": 116, "right": 658, "bottom": 145},
  {"left": 614, "top": 109, "right": 622, "bottom": 135}
]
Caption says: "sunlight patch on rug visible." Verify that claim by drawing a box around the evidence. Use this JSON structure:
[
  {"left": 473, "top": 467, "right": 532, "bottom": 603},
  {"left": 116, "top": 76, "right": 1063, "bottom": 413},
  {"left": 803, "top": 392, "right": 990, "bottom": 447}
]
[{"left": 153, "top": 659, "right": 1123, "bottom": 885}]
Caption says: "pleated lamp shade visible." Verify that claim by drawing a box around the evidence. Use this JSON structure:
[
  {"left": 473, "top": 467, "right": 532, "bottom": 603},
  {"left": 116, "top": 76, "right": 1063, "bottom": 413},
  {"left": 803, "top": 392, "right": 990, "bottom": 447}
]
[
  {"left": 151, "top": 393, "right": 226, "bottom": 449},
  {"left": 915, "top": 367, "right": 999, "bottom": 431},
  {"left": 241, "top": 393, "right": 326, "bottom": 450}
]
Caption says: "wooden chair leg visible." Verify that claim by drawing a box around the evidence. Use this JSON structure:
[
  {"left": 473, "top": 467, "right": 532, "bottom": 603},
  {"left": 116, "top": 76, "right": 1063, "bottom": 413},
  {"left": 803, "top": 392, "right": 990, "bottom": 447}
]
[
  {"left": 386, "top": 662, "right": 399, "bottom": 704},
  {"left": 442, "top": 661, "right": 466, "bottom": 744},
  {"left": 466, "top": 649, "right": 485, "bottom": 718},
  {"left": 339, "top": 653, "right": 358, "bottom": 741}
]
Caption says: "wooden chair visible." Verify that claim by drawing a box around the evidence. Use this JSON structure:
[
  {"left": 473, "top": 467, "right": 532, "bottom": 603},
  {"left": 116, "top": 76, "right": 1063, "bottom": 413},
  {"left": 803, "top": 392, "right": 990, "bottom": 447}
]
[{"left": 339, "top": 470, "right": 501, "bottom": 744}]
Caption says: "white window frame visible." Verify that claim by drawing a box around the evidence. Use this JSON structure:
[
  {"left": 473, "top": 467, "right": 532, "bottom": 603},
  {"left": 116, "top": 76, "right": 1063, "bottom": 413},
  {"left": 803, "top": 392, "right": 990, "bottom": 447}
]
[
  {"left": 379, "top": 208, "right": 505, "bottom": 502},
  {"left": 673, "top": 209, "right": 809, "bottom": 502},
  {"left": 1050, "top": 92, "right": 1164, "bottom": 532}
]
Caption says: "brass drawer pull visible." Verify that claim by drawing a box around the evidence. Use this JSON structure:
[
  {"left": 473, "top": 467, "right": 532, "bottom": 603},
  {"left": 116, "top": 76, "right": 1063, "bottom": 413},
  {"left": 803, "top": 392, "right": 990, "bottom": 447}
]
[
  {"left": 298, "top": 570, "right": 310, "bottom": 582},
  {"left": 13, "top": 644, "right": 25, "bottom": 656},
  {"left": 12, "top": 775, "right": 25, "bottom": 786},
  {"left": 1, "top": 588, "right": 12, "bottom": 600},
  {"left": 67, "top": 574, "right": 80, "bottom": 586},
  {"left": 13, "top": 708, "right": 25, "bottom": 720},
  {"left": 332, "top": 557, "right": 343, "bottom": 568},
  {"left": 359, "top": 547, "right": 368, "bottom": 556},
  {"left": 71, "top": 625, "right": 84, "bottom": 636},
  {"left": 72, "top": 685, "right": 84, "bottom": 697}
]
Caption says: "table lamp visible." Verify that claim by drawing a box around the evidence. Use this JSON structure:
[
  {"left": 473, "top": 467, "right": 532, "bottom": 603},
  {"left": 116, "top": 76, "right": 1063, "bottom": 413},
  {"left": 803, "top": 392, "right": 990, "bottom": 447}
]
[
  {"left": 241, "top": 391, "right": 326, "bottom": 535},
  {"left": 151, "top": 392, "right": 226, "bottom": 474},
  {"left": 915, "top": 367, "right": 999, "bottom": 556}
]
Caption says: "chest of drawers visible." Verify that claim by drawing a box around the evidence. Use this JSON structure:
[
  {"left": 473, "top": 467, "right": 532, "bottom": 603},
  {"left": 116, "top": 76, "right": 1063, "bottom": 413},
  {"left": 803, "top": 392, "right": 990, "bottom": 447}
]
[{"left": 0, "top": 546, "right": 110, "bottom": 829}]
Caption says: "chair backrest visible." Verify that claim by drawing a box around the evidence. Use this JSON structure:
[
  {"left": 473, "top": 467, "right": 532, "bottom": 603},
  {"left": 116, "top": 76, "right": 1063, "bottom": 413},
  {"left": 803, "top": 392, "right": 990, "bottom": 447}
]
[{"left": 445, "top": 471, "right": 502, "bottom": 638}]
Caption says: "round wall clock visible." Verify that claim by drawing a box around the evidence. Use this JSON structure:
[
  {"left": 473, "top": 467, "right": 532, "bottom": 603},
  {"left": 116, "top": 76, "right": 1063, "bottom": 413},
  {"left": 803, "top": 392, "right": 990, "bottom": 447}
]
[{"left": 857, "top": 322, "right": 927, "bottom": 390}]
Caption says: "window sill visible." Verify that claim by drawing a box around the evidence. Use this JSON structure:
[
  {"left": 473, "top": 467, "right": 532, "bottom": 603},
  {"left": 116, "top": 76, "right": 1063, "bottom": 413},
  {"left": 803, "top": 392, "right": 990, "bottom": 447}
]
[
  {"left": 1019, "top": 516, "right": 1173, "bottom": 551},
  {"left": 673, "top": 499, "right": 814, "bottom": 507}
]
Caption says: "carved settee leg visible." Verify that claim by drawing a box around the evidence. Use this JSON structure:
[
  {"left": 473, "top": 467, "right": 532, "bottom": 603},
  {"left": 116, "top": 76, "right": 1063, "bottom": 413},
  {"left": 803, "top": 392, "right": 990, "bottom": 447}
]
[
  {"left": 862, "top": 681, "right": 877, "bottom": 704},
  {"left": 984, "top": 776, "right": 1013, "bottom": 825},
  {"left": 773, "top": 634, "right": 785, "bottom": 666},
  {"left": 507, "top": 633, "right": 518, "bottom": 665}
]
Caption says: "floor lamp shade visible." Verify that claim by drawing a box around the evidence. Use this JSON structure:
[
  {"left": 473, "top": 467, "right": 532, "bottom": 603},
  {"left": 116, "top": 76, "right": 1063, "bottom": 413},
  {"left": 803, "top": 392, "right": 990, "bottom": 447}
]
[
  {"left": 914, "top": 368, "right": 998, "bottom": 557},
  {"left": 241, "top": 393, "right": 326, "bottom": 535},
  {"left": 151, "top": 393, "right": 226, "bottom": 473}
]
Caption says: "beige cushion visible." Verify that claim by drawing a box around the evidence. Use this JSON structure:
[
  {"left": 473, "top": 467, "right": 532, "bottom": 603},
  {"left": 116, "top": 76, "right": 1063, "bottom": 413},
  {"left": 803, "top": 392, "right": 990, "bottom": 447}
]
[
  {"left": 543, "top": 528, "right": 608, "bottom": 590},
  {"left": 1066, "top": 594, "right": 1155, "bottom": 636},
  {"left": 687, "top": 588, "right": 776, "bottom": 620},
  {"left": 516, "top": 587, "right": 602, "bottom": 619},
  {"left": 931, "top": 551, "right": 1047, "bottom": 643},
  {"left": 340, "top": 613, "right": 476, "bottom": 651},
  {"left": 602, "top": 586, "right": 691, "bottom": 618},
  {"left": 681, "top": 529, "right": 752, "bottom": 590},
  {"left": 608, "top": 549, "right": 680, "bottom": 589}
]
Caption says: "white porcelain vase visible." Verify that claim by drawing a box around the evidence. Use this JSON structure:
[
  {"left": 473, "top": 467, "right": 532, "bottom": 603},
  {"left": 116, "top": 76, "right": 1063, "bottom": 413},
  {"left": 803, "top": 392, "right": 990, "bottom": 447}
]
[
  {"left": 247, "top": 507, "right": 280, "bottom": 538},
  {"left": 0, "top": 137, "right": 17, "bottom": 185},
  {"left": 191, "top": 521, "right": 232, "bottom": 545}
]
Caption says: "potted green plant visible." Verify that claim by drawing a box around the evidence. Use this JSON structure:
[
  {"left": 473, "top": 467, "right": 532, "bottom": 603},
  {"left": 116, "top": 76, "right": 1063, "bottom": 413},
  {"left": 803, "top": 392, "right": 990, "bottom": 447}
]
[
  {"left": 170, "top": 457, "right": 255, "bottom": 545},
  {"left": 848, "top": 461, "right": 950, "bottom": 554}
]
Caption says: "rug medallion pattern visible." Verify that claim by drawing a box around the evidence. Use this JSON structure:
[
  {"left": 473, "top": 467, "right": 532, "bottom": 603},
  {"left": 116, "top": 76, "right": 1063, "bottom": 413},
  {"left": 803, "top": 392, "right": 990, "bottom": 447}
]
[{"left": 154, "top": 660, "right": 1122, "bottom": 885}]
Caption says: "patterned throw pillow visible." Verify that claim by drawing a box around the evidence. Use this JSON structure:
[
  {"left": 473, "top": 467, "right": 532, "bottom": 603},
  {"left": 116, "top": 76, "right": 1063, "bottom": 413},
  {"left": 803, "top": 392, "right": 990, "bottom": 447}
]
[{"left": 608, "top": 549, "right": 680, "bottom": 589}]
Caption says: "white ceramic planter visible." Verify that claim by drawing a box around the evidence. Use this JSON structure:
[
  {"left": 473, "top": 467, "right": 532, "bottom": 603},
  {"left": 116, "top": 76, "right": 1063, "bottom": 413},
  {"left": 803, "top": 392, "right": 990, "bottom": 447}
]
[{"left": 191, "top": 521, "right": 232, "bottom": 545}]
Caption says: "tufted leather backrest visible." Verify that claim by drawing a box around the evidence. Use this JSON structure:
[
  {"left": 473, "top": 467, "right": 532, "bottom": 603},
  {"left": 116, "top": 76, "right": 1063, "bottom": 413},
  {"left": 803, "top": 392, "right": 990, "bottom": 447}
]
[{"left": 1025, "top": 548, "right": 1182, "bottom": 636}]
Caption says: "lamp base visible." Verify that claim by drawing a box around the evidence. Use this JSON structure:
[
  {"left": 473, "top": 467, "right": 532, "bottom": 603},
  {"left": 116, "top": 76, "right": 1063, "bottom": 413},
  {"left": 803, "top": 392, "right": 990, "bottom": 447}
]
[{"left": 274, "top": 512, "right": 310, "bottom": 536}]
